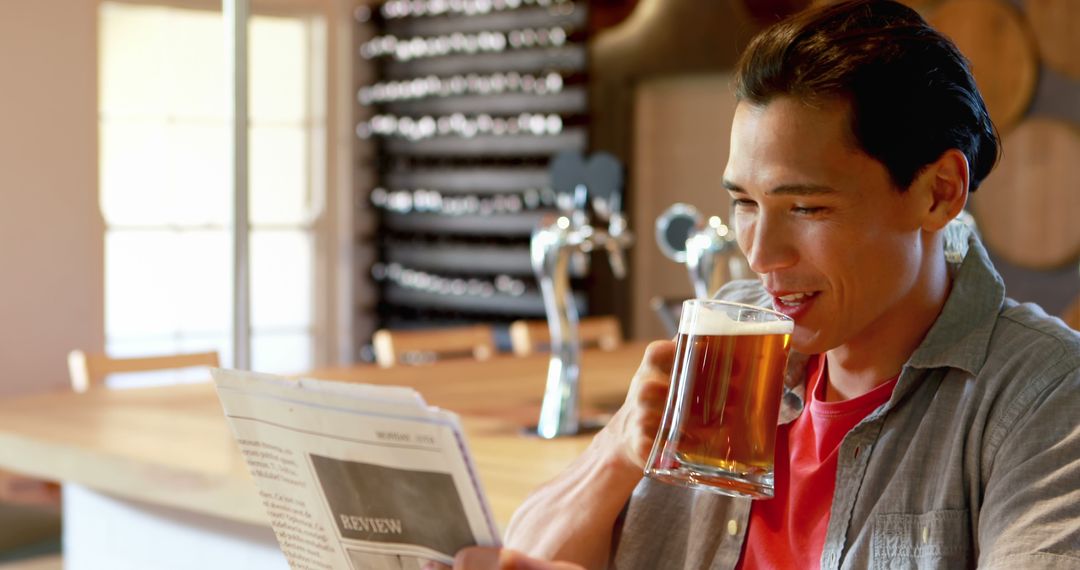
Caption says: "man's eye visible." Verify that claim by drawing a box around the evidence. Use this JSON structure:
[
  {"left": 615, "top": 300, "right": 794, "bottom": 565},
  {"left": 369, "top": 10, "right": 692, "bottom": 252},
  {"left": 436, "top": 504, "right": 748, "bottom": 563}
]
[
  {"left": 793, "top": 206, "right": 825, "bottom": 215},
  {"left": 732, "top": 199, "right": 757, "bottom": 208}
]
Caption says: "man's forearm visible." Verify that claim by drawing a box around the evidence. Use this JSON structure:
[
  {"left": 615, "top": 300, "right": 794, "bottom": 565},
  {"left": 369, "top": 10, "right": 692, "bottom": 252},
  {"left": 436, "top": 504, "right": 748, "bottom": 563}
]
[
  {"left": 504, "top": 340, "right": 676, "bottom": 569},
  {"left": 503, "top": 428, "right": 644, "bottom": 570}
]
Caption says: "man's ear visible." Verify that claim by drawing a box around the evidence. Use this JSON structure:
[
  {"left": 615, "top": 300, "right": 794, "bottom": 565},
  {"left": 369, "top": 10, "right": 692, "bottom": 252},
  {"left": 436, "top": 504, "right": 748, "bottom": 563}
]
[{"left": 916, "top": 149, "right": 969, "bottom": 232}]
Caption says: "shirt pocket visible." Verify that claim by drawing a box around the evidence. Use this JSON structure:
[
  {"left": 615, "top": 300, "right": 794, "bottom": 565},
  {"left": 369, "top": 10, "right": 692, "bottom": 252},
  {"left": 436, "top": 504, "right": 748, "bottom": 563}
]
[{"left": 869, "top": 509, "right": 973, "bottom": 570}]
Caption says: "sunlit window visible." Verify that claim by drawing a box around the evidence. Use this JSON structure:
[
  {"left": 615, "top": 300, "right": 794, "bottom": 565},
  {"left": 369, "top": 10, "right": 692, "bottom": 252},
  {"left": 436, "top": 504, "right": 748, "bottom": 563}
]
[{"left": 99, "top": 2, "right": 324, "bottom": 383}]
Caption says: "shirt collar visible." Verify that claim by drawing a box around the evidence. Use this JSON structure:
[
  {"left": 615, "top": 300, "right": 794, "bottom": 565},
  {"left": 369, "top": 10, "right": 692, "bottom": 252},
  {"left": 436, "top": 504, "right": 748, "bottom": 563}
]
[{"left": 902, "top": 233, "right": 1005, "bottom": 375}]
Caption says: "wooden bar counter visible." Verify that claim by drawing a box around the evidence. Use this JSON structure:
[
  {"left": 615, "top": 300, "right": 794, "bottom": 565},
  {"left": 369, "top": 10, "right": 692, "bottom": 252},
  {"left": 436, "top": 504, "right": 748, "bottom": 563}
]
[{"left": 0, "top": 342, "right": 649, "bottom": 568}]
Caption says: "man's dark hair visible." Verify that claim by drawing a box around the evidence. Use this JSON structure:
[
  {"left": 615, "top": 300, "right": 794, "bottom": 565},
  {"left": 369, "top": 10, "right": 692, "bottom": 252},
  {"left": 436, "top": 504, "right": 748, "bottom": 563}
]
[{"left": 734, "top": 0, "right": 1000, "bottom": 191}]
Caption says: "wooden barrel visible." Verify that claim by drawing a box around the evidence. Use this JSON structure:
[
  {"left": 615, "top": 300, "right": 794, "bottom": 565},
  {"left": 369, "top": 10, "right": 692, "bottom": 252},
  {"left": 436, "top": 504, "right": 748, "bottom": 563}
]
[
  {"left": 929, "top": 0, "right": 1038, "bottom": 134},
  {"left": 1026, "top": 0, "right": 1080, "bottom": 80},
  {"left": 1063, "top": 292, "right": 1080, "bottom": 331},
  {"left": 741, "top": 0, "right": 812, "bottom": 26},
  {"left": 972, "top": 118, "right": 1080, "bottom": 270},
  {"left": 896, "top": 0, "right": 942, "bottom": 9},
  {"left": 813, "top": 0, "right": 940, "bottom": 10}
]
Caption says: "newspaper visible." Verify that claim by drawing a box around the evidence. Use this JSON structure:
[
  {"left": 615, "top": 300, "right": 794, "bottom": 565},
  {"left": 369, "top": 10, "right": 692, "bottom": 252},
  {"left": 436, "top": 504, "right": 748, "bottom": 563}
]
[{"left": 212, "top": 368, "right": 501, "bottom": 570}]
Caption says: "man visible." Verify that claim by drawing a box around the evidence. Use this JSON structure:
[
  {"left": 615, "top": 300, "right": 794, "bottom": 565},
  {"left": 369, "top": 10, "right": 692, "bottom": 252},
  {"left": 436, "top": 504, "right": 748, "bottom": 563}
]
[{"left": 442, "top": 1, "right": 1080, "bottom": 568}]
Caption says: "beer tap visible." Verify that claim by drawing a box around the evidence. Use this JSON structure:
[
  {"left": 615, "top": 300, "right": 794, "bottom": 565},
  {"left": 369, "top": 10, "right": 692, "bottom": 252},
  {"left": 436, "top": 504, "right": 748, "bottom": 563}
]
[
  {"left": 585, "top": 153, "right": 631, "bottom": 280},
  {"left": 685, "top": 215, "right": 750, "bottom": 299},
  {"left": 532, "top": 151, "right": 633, "bottom": 439},
  {"left": 655, "top": 203, "right": 751, "bottom": 300}
]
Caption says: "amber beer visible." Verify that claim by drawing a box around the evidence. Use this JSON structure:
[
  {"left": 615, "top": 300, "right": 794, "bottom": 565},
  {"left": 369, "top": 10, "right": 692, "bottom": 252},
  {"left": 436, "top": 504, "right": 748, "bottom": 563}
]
[{"left": 646, "top": 299, "right": 793, "bottom": 499}]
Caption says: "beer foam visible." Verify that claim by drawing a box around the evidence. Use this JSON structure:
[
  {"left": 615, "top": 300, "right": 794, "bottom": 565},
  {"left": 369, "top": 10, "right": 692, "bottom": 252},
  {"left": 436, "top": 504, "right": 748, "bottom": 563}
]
[{"left": 678, "top": 306, "right": 792, "bottom": 336}]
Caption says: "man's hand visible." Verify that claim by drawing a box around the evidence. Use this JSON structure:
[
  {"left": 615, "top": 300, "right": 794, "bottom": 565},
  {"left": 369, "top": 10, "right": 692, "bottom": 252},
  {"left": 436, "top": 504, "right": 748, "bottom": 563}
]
[
  {"left": 593, "top": 339, "right": 676, "bottom": 470},
  {"left": 454, "top": 547, "right": 585, "bottom": 569},
  {"left": 423, "top": 547, "right": 586, "bottom": 570},
  {"left": 499, "top": 340, "right": 677, "bottom": 569}
]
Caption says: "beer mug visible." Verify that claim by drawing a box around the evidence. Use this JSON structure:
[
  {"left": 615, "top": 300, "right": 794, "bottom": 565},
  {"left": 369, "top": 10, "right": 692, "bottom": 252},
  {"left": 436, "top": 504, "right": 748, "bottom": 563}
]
[{"left": 645, "top": 299, "right": 794, "bottom": 498}]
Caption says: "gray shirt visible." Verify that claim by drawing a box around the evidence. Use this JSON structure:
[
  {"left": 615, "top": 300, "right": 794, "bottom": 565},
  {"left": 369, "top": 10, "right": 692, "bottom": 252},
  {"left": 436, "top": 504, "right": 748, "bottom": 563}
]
[{"left": 611, "top": 236, "right": 1080, "bottom": 569}]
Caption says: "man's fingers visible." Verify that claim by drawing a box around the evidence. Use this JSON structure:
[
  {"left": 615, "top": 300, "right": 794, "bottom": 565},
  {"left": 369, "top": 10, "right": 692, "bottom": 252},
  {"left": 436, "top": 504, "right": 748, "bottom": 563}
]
[
  {"left": 502, "top": 550, "right": 587, "bottom": 570},
  {"left": 627, "top": 340, "right": 676, "bottom": 401},
  {"left": 451, "top": 547, "right": 499, "bottom": 569},
  {"left": 450, "top": 547, "right": 585, "bottom": 570},
  {"left": 637, "top": 375, "right": 671, "bottom": 405},
  {"left": 640, "top": 340, "right": 677, "bottom": 377}
]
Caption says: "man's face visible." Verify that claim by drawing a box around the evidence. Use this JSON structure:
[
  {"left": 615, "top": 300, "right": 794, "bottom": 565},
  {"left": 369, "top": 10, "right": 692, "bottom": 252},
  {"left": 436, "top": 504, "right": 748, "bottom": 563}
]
[{"left": 723, "top": 97, "right": 930, "bottom": 355}]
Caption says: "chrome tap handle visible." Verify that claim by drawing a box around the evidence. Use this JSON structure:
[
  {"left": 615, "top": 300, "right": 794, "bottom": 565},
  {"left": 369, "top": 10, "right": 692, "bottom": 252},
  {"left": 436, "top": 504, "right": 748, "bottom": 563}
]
[
  {"left": 531, "top": 216, "right": 582, "bottom": 438},
  {"left": 655, "top": 203, "right": 703, "bottom": 264},
  {"left": 585, "top": 152, "right": 622, "bottom": 223},
  {"left": 569, "top": 184, "right": 589, "bottom": 286},
  {"left": 533, "top": 151, "right": 631, "bottom": 438},
  {"left": 685, "top": 216, "right": 741, "bottom": 298},
  {"left": 550, "top": 152, "right": 591, "bottom": 276},
  {"left": 572, "top": 183, "right": 589, "bottom": 228},
  {"left": 550, "top": 151, "right": 587, "bottom": 217},
  {"left": 604, "top": 192, "right": 632, "bottom": 279},
  {"left": 656, "top": 204, "right": 748, "bottom": 299},
  {"left": 605, "top": 233, "right": 629, "bottom": 279},
  {"left": 585, "top": 152, "right": 631, "bottom": 279}
]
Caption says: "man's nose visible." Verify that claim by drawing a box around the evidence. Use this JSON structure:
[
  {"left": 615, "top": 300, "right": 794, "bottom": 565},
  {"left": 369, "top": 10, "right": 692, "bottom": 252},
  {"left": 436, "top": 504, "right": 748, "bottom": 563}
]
[{"left": 744, "top": 215, "right": 798, "bottom": 275}]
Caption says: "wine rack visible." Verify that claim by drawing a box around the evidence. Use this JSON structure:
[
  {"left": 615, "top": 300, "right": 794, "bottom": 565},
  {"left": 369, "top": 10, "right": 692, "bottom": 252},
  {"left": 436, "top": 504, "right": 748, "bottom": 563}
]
[{"left": 356, "top": 0, "right": 591, "bottom": 351}]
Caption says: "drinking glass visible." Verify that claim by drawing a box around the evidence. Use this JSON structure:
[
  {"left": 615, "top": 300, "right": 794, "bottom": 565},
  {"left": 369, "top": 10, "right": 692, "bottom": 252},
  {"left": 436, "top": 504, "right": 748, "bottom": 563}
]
[{"left": 645, "top": 299, "right": 794, "bottom": 498}]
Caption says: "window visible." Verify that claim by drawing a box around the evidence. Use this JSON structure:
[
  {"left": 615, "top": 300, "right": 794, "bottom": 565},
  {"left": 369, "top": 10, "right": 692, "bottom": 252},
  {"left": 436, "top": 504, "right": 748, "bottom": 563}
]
[{"left": 99, "top": 2, "right": 326, "bottom": 383}]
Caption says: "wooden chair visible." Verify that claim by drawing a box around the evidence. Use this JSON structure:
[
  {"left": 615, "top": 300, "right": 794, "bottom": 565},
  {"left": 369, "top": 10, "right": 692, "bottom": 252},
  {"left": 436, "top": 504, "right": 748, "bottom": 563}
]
[
  {"left": 0, "top": 350, "right": 219, "bottom": 566},
  {"left": 66, "top": 350, "right": 220, "bottom": 393},
  {"left": 509, "top": 316, "right": 623, "bottom": 357},
  {"left": 4, "top": 351, "right": 219, "bottom": 509},
  {"left": 372, "top": 325, "right": 496, "bottom": 367}
]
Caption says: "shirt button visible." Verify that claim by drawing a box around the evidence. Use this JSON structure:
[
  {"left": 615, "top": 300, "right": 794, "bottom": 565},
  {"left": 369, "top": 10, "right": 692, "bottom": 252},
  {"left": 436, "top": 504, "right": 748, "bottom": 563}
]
[{"left": 727, "top": 519, "right": 739, "bottom": 536}]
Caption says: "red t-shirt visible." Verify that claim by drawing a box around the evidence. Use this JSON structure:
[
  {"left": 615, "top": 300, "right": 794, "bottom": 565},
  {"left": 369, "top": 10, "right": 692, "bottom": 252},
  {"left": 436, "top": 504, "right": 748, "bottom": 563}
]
[{"left": 737, "top": 354, "right": 899, "bottom": 570}]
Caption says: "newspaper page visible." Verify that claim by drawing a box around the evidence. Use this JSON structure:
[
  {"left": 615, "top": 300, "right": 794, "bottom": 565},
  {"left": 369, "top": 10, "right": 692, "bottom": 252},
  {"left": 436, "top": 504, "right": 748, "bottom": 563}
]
[{"left": 212, "top": 369, "right": 501, "bottom": 570}]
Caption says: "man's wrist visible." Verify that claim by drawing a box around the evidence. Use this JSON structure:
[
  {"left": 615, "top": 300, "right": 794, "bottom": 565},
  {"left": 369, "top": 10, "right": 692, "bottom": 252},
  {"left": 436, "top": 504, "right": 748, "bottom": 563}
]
[{"left": 586, "top": 427, "right": 647, "bottom": 491}]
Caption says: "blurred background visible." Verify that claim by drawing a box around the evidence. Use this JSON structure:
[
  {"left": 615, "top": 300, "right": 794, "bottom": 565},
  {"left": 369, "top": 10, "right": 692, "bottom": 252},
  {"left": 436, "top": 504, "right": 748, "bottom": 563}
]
[{"left": 1, "top": 0, "right": 1077, "bottom": 400}]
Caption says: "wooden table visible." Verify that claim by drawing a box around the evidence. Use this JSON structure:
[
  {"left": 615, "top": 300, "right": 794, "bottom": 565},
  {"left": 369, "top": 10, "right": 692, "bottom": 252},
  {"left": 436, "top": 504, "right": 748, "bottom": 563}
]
[
  {"left": 0, "top": 342, "right": 649, "bottom": 568},
  {"left": 305, "top": 344, "right": 645, "bottom": 525}
]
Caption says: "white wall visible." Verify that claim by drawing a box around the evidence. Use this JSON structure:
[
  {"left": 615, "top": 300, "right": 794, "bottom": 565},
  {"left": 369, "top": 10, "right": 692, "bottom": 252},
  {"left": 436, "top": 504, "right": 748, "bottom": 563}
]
[
  {"left": 631, "top": 75, "right": 739, "bottom": 341},
  {"left": 0, "top": 1, "right": 104, "bottom": 396}
]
